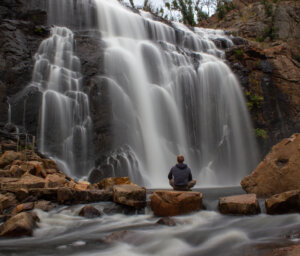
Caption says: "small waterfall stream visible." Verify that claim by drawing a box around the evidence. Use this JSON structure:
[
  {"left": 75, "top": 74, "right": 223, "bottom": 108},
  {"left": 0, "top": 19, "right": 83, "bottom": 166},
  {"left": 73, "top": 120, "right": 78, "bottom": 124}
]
[{"left": 32, "top": 27, "right": 93, "bottom": 177}]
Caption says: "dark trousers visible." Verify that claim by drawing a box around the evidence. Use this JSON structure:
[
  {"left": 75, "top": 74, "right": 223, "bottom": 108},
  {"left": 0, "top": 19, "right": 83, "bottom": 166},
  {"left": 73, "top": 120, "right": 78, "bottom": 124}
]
[{"left": 169, "top": 179, "right": 196, "bottom": 191}]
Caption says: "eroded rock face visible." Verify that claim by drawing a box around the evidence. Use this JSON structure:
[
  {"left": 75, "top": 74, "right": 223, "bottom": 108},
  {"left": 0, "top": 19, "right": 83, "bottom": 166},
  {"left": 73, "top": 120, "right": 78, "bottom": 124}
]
[
  {"left": 241, "top": 134, "right": 300, "bottom": 197},
  {"left": 219, "top": 194, "right": 260, "bottom": 215},
  {"left": 0, "top": 212, "right": 40, "bottom": 237},
  {"left": 265, "top": 190, "right": 300, "bottom": 215},
  {"left": 112, "top": 184, "right": 146, "bottom": 209},
  {"left": 150, "top": 190, "right": 203, "bottom": 217}
]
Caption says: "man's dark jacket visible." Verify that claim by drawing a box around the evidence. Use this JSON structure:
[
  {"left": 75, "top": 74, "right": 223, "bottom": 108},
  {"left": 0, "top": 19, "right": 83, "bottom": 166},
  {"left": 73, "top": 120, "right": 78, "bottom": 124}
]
[{"left": 168, "top": 163, "right": 192, "bottom": 186}]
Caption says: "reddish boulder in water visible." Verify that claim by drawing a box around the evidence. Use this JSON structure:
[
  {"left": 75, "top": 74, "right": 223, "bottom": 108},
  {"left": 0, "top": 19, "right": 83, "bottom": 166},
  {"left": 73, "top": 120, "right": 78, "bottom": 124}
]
[
  {"left": 150, "top": 190, "right": 203, "bottom": 217},
  {"left": 219, "top": 194, "right": 260, "bottom": 215},
  {"left": 79, "top": 205, "right": 102, "bottom": 218},
  {"left": 265, "top": 190, "right": 300, "bottom": 215},
  {"left": 113, "top": 184, "right": 146, "bottom": 209}
]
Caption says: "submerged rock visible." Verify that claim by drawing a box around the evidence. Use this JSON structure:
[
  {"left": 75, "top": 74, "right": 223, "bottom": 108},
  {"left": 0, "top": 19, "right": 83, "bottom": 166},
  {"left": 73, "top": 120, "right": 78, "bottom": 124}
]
[
  {"left": 112, "top": 184, "right": 146, "bottom": 209},
  {"left": 265, "top": 190, "right": 300, "bottom": 215},
  {"left": 241, "top": 134, "right": 300, "bottom": 197},
  {"left": 150, "top": 190, "right": 203, "bottom": 217},
  {"left": 0, "top": 212, "right": 40, "bottom": 237},
  {"left": 79, "top": 205, "right": 102, "bottom": 218},
  {"left": 157, "top": 217, "right": 176, "bottom": 226},
  {"left": 104, "top": 230, "right": 136, "bottom": 243},
  {"left": 219, "top": 194, "right": 260, "bottom": 215}
]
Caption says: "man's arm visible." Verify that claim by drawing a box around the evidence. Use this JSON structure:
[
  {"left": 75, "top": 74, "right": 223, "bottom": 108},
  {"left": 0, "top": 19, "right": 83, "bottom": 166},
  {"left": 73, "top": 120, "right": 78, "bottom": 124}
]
[
  {"left": 188, "top": 169, "right": 192, "bottom": 181},
  {"left": 168, "top": 169, "right": 173, "bottom": 180}
]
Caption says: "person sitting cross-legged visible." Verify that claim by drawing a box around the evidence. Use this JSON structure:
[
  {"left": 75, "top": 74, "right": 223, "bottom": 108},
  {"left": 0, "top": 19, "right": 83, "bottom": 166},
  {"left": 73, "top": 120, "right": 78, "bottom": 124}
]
[{"left": 168, "top": 155, "right": 196, "bottom": 191}]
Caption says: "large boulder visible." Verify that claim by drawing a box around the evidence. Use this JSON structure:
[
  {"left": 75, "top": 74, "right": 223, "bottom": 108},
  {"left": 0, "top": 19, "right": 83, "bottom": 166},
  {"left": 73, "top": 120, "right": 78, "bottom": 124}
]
[
  {"left": 219, "top": 194, "right": 260, "bottom": 215},
  {"left": 112, "top": 184, "right": 146, "bottom": 209},
  {"left": 241, "top": 134, "right": 300, "bottom": 197},
  {"left": 0, "top": 212, "right": 40, "bottom": 237},
  {"left": 150, "top": 190, "right": 203, "bottom": 217},
  {"left": 0, "top": 151, "right": 24, "bottom": 168},
  {"left": 265, "top": 190, "right": 300, "bottom": 215}
]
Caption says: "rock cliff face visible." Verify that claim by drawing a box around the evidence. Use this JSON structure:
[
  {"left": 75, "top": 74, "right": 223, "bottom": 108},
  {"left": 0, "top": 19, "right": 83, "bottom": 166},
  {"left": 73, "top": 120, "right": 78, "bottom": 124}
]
[{"left": 201, "top": 0, "right": 300, "bottom": 157}]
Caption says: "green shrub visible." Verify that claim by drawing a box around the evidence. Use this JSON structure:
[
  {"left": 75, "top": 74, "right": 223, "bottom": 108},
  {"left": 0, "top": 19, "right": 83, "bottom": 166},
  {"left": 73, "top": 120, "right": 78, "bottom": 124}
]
[
  {"left": 255, "top": 128, "right": 268, "bottom": 139},
  {"left": 262, "top": 0, "right": 273, "bottom": 17},
  {"left": 234, "top": 49, "right": 244, "bottom": 60},
  {"left": 294, "top": 55, "right": 300, "bottom": 62},
  {"left": 245, "top": 91, "right": 264, "bottom": 110}
]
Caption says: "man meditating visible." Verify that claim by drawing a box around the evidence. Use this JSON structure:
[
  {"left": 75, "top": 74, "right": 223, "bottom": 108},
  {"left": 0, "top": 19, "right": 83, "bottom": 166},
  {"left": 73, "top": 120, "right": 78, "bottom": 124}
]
[{"left": 168, "top": 155, "right": 196, "bottom": 191}]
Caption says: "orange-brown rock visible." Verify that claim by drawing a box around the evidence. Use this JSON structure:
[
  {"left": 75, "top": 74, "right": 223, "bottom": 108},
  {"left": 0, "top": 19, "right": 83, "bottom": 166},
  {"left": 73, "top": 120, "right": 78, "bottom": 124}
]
[
  {"left": 11, "top": 202, "right": 34, "bottom": 215},
  {"left": 0, "top": 212, "right": 40, "bottom": 237},
  {"left": 74, "top": 181, "right": 92, "bottom": 191},
  {"left": 0, "top": 192, "right": 18, "bottom": 212},
  {"left": 113, "top": 184, "right": 146, "bottom": 209},
  {"left": 265, "top": 190, "right": 300, "bottom": 215},
  {"left": 97, "top": 177, "right": 133, "bottom": 190},
  {"left": 241, "top": 134, "right": 300, "bottom": 197},
  {"left": 262, "top": 244, "right": 300, "bottom": 256},
  {"left": 0, "top": 151, "right": 24, "bottom": 168},
  {"left": 150, "top": 190, "right": 203, "bottom": 217},
  {"left": 34, "top": 200, "right": 56, "bottom": 212},
  {"left": 219, "top": 194, "right": 260, "bottom": 215},
  {"left": 1, "top": 173, "right": 45, "bottom": 190},
  {"left": 45, "top": 174, "right": 67, "bottom": 188}
]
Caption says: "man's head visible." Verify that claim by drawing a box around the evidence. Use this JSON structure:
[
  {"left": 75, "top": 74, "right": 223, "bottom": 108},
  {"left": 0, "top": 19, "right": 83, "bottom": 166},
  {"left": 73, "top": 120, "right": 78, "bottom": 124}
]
[{"left": 177, "top": 155, "right": 184, "bottom": 163}]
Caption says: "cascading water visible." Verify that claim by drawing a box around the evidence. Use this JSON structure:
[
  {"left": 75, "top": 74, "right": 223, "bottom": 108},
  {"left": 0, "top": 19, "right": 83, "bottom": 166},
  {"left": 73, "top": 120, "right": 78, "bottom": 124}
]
[
  {"left": 16, "top": 0, "right": 258, "bottom": 186},
  {"left": 93, "top": 0, "right": 258, "bottom": 187},
  {"left": 32, "top": 26, "right": 93, "bottom": 177}
]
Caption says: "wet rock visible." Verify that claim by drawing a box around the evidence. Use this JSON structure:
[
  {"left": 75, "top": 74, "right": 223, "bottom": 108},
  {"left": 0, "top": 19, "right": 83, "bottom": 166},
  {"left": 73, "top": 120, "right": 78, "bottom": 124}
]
[
  {"left": 241, "top": 134, "right": 300, "bottom": 197},
  {"left": 0, "top": 212, "right": 40, "bottom": 237},
  {"left": 157, "top": 217, "right": 176, "bottom": 226},
  {"left": 79, "top": 205, "right": 102, "bottom": 218},
  {"left": 15, "top": 188, "right": 29, "bottom": 201},
  {"left": 45, "top": 174, "right": 67, "bottom": 188},
  {"left": 150, "top": 190, "right": 203, "bottom": 217},
  {"left": 11, "top": 202, "right": 34, "bottom": 215},
  {"left": 262, "top": 244, "right": 300, "bottom": 256},
  {"left": 265, "top": 190, "right": 300, "bottom": 215},
  {"left": 104, "top": 230, "right": 136, "bottom": 243},
  {"left": 113, "top": 184, "right": 146, "bottom": 209},
  {"left": 1, "top": 173, "right": 45, "bottom": 190},
  {"left": 75, "top": 181, "right": 92, "bottom": 191},
  {"left": 219, "top": 194, "right": 260, "bottom": 215},
  {"left": 102, "top": 203, "right": 141, "bottom": 215},
  {"left": 96, "top": 177, "right": 133, "bottom": 190},
  {"left": 0, "top": 193, "right": 18, "bottom": 212},
  {"left": 34, "top": 200, "right": 56, "bottom": 212},
  {"left": 0, "top": 151, "right": 24, "bottom": 168}
]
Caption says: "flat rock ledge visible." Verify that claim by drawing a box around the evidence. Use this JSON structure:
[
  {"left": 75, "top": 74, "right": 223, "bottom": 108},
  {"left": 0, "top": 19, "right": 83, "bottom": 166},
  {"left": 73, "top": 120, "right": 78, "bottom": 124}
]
[
  {"left": 265, "top": 190, "right": 300, "bottom": 215},
  {"left": 150, "top": 190, "right": 203, "bottom": 217},
  {"left": 219, "top": 194, "right": 260, "bottom": 215},
  {"left": 113, "top": 184, "right": 146, "bottom": 209}
]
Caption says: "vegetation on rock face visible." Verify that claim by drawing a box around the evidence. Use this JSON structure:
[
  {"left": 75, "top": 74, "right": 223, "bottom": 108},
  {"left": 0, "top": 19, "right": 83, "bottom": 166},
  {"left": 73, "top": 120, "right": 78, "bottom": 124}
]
[
  {"left": 216, "top": 0, "right": 236, "bottom": 20},
  {"left": 255, "top": 128, "right": 268, "bottom": 139}
]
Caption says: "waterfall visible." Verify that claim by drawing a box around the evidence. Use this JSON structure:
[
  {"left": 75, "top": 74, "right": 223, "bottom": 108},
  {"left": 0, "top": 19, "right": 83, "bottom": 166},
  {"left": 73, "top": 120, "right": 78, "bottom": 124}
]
[
  {"left": 92, "top": 0, "right": 258, "bottom": 187},
  {"left": 14, "top": 0, "right": 258, "bottom": 186},
  {"left": 32, "top": 27, "right": 93, "bottom": 177}
]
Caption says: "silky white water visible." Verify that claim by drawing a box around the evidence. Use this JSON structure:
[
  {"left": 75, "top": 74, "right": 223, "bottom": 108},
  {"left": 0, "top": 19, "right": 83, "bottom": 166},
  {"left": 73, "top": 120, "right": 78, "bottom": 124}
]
[
  {"left": 1, "top": 187, "right": 299, "bottom": 256},
  {"left": 32, "top": 27, "right": 93, "bottom": 177},
  {"left": 93, "top": 0, "right": 258, "bottom": 187}
]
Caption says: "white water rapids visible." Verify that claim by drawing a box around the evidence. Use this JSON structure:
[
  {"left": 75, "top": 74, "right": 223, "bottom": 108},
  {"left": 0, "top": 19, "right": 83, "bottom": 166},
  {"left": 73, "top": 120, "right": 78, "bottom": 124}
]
[{"left": 1, "top": 187, "right": 300, "bottom": 256}]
